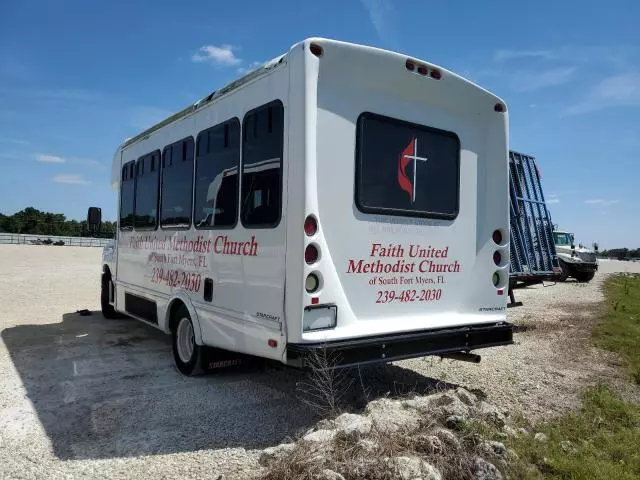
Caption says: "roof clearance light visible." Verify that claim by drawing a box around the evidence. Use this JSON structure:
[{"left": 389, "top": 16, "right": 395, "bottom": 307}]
[
  {"left": 417, "top": 65, "right": 428, "bottom": 76},
  {"left": 304, "top": 215, "right": 318, "bottom": 236},
  {"left": 405, "top": 59, "right": 416, "bottom": 71},
  {"left": 430, "top": 69, "right": 442, "bottom": 79},
  {"left": 494, "top": 103, "right": 506, "bottom": 112},
  {"left": 305, "top": 245, "right": 319, "bottom": 265},
  {"left": 310, "top": 43, "right": 323, "bottom": 57}
]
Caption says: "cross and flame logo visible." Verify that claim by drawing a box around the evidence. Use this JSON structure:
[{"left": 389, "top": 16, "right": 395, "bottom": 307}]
[{"left": 397, "top": 137, "right": 428, "bottom": 203}]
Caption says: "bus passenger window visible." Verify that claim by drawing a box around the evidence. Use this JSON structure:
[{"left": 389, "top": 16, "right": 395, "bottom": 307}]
[
  {"left": 241, "top": 101, "right": 284, "bottom": 228},
  {"left": 134, "top": 151, "right": 160, "bottom": 229},
  {"left": 119, "top": 161, "right": 135, "bottom": 230},
  {"left": 194, "top": 119, "right": 240, "bottom": 229},
  {"left": 161, "top": 137, "right": 194, "bottom": 229}
]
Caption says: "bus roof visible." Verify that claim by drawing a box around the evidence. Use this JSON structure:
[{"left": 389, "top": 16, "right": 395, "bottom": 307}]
[
  {"left": 120, "top": 53, "right": 288, "bottom": 151},
  {"left": 118, "top": 38, "right": 503, "bottom": 153}
]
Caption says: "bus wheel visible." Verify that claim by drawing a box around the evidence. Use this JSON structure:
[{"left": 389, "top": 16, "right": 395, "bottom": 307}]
[
  {"left": 100, "top": 274, "right": 119, "bottom": 319},
  {"left": 172, "top": 306, "right": 204, "bottom": 376}
]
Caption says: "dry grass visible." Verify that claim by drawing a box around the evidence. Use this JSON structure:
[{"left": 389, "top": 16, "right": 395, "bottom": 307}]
[
  {"left": 261, "top": 408, "right": 514, "bottom": 480},
  {"left": 295, "top": 347, "right": 355, "bottom": 416}
]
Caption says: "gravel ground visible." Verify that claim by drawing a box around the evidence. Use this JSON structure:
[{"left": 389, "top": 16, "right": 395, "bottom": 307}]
[
  {"left": 401, "top": 259, "right": 640, "bottom": 419},
  {"left": 1, "top": 245, "right": 639, "bottom": 480}
]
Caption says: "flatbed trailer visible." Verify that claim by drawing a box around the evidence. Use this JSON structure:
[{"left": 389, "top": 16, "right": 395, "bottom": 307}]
[{"left": 508, "top": 151, "right": 560, "bottom": 306}]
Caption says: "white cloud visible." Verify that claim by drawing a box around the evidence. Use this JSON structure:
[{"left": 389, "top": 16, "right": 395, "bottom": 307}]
[
  {"left": 547, "top": 194, "right": 560, "bottom": 204},
  {"left": 493, "top": 46, "right": 640, "bottom": 66},
  {"left": 237, "top": 61, "right": 263, "bottom": 75},
  {"left": 493, "top": 49, "right": 553, "bottom": 62},
  {"left": 565, "top": 73, "right": 640, "bottom": 115},
  {"left": 509, "top": 66, "right": 575, "bottom": 92},
  {"left": 585, "top": 199, "right": 620, "bottom": 206},
  {"left": 52, "top": 174, "right": 90, "bottom": 185},
  {"left": 192, "top": 45, "right": 241, "bottom": 66},
  {"left": 360, "top": 0, "right": 396, "bottom": 43},
  {"left": 0, "top": 137, "right": 29, "bottom": 145},
  {"left": 36, "top": 153, "right": 66, "bottom": 163}
]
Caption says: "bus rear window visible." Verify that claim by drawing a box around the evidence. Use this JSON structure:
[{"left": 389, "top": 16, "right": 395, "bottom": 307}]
[{"left": 355, "top": 112, "right": 460, "bottom": 219}]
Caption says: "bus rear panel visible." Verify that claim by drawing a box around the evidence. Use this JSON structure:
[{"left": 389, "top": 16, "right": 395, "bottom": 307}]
[{"left": 286, "top": 39, "right": 512, "bottom": 367}]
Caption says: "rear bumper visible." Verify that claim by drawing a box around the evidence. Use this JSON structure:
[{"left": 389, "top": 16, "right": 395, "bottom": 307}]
[{"left": 286, "top": 322, "right": 514, "bottom": 368}]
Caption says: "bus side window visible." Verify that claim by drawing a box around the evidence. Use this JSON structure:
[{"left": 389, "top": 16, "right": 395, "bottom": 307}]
[
  {"left": 120, "top": 161, "right": 136, "bottom": 230},
  {"left": 194, "top": 119, "right": 240, "bottom": 229},
  {"left": 134, "top": 151, "right": 160, "bottom": 230},
  {"left": 241, "top": 101, "right": 284, "bottom": 228},
  {"left": 161, "top": 137, "right": 194, "bottom": 229}
]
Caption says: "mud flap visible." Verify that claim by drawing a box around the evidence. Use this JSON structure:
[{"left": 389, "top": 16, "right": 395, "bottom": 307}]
[{"left": 200, "top": 347, "right": 259, "bottom": 373}]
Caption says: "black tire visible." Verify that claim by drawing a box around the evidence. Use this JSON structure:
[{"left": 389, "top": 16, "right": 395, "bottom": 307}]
[
  {"left": 574, "top": 271, "right": 596, "bottom": 283},
  {"left": 171, "top": 305, "right": 204, "bottom": 376},
  {"left": 557, "top": 260, "right": 571, "bottom": 282},
  {"left": 101, "top": 274, "right": 119, "bottom": 319}
]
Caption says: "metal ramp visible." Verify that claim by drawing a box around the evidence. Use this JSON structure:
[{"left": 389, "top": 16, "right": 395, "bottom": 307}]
[{"left": 509, "top": 151, "right": 560, "bottom": 306}]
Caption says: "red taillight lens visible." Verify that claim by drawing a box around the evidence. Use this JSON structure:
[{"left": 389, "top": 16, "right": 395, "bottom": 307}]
[
  {"left": 492, "top": 229, "right": 503, "bottom": 245},
  {"left": 304, "top": 215, "right": 317, "bottom": 236},
  {"left": 310, "top": 43, "right": 323, "bottom": 57},
  {"left": 493, "top": 251, "right": 502, "bottom": 266},
  {"left": 430, "top": 69, "right": 442, "bottom": 79},
  {"left": 417, "top": 65, "right": 428, "bottom": 76},
  {"left": 305, "top": 245, "right": 318, "bottom": 264},
  {"left": 405, "top": 59, "right": 416, "bottom": 71}
]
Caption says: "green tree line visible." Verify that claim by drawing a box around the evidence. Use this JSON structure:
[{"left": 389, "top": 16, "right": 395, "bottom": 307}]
[
  {"left": 0, "top": 207, "right": 116, "bottom": 238},
  {"left": 599, "top": 248, "right": 640, "bottom": 260}
]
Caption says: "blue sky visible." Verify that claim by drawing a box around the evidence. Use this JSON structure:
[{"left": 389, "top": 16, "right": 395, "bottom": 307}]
[{"left": 0, "top": 0, "right": 638, "bottom": 248}]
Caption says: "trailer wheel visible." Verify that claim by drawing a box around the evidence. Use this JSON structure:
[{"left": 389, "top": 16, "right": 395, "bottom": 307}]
[
  {"left": 574, "top": 271, "right": 595, "bottom": 283},
  {"left": 100, "top": 274, "right": 119, "bottom": 319},
  {"left": 171, "top": 305, "right": 204, "bottom": 376}
]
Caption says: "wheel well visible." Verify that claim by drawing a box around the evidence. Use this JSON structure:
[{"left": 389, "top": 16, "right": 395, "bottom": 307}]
[{"left": 168, "top": 300, "right": 187, "bottom": 333}]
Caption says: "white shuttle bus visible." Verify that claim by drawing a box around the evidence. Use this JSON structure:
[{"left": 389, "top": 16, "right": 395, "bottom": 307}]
[{"left": 91, "top": 38, "right": 513, "bottom": 376}]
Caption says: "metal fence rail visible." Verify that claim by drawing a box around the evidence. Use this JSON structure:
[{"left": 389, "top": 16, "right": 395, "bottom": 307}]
[
  {"left": 509, "top": 151, "right": 560, "bottom": 278},
  {"left": 0, "top": 233, "right": 111, "bottom": 248}
]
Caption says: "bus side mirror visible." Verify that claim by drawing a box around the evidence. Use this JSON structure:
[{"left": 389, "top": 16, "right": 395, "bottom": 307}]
[
  {"left": 87, "top": 207, "right": 102, "bottom": 233},
  {"left": 593, "top": 242, "right": 599, "bottom": 252}
]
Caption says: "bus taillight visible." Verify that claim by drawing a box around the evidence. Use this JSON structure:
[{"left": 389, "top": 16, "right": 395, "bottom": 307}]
[
  {"left": 304, "top": 215, "right": 318, "bottom": 236},
  {"left": 305, "top": 245, "right": 319, "bottom": 264}
]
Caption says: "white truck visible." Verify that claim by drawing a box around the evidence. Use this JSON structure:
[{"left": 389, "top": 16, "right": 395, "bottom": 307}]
[
  {"left": 89, "top": 38, "right": 513, "bottom": 375},
  {"left": 552, "top": 229, "right": 598, "bottom": 282}
]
